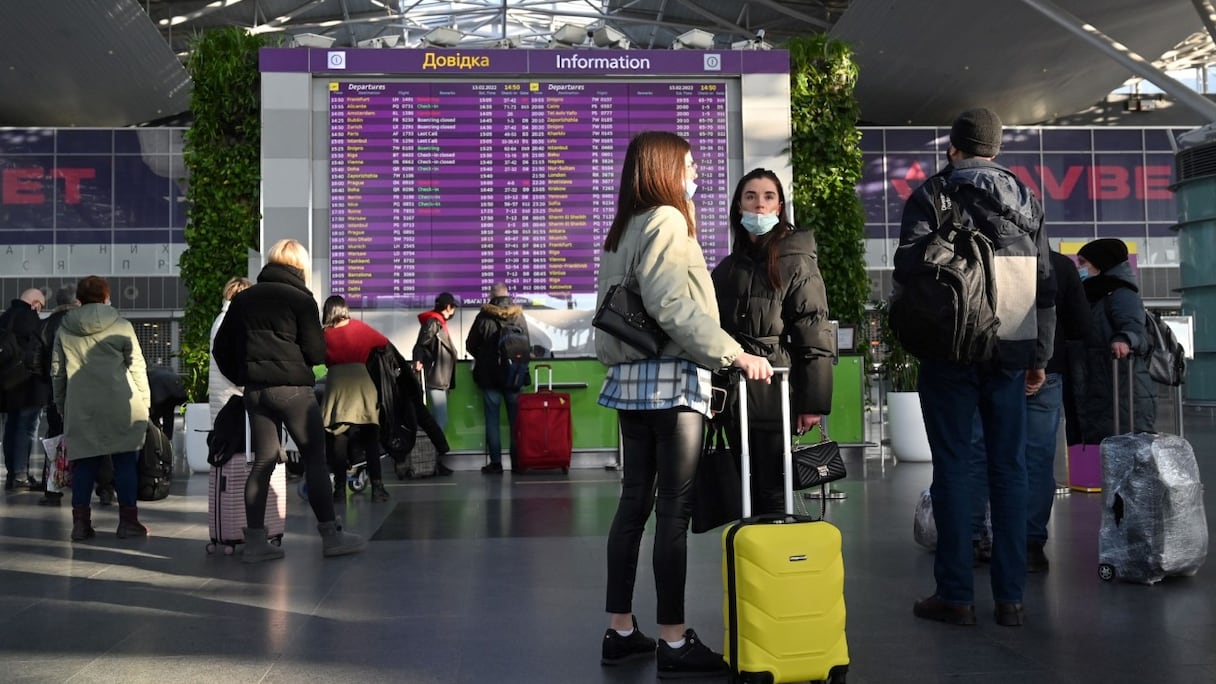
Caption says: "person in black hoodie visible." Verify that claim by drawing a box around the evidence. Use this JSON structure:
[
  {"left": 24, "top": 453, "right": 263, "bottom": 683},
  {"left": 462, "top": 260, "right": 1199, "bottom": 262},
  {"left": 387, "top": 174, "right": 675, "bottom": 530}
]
[
  {"left": 711, "top": 169, "right": 836, "bottom": 515},
  {"left": 1, "top": 287, "right": 47, "bottom": 490},
  {"left": 213, "top": 239, "right": 364, "bottom": 562}
]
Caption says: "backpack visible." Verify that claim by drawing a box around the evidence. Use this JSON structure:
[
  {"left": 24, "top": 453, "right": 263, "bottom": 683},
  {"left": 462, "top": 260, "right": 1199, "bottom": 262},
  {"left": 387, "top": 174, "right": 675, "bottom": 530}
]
[
  {"left": 497, "top": 321, "right": 532, "bottom": 390},
  {"left": 137, "top": 424, "right": 173, "bottom": 501},
  {"left": 1143, "top": 309, "right": 1186, "bottom": 386},
  {"left": 0, "top": 327, "right": 31, "bottom": 391},
  {"left": 889, "top": 178, "right": 1001, "bottom": 365}
]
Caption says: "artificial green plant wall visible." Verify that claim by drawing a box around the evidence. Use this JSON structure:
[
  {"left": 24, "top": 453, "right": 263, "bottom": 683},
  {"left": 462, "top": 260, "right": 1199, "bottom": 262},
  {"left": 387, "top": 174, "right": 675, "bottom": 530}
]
[
  {"left": 179, "top": 27, "right": 265, "bottom": 401},
  {"left": 787, "top": 35, "right": 870, "bottom": 331}
]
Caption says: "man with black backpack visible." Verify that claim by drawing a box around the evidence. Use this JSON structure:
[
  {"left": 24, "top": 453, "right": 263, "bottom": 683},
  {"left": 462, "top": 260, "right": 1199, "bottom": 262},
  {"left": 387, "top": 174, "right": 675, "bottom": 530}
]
[
  {"left": 1, "top": 288, "right": 48, "bottom": 491},
  {"left": 465, "top": 283, "right": 531, "bottom": 474},
  {"left": 894, "top": 109, "right": 1056, "bottom": 629}
]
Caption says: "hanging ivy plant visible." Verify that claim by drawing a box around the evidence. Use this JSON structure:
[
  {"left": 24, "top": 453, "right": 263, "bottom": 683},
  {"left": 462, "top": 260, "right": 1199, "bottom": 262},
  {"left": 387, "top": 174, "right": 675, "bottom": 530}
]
[
  {"left": 786, "top": 35, "right": 870, "bottom": 331},
  {"left": 179, "top": 27, "right": 266, "bottom": 401}
]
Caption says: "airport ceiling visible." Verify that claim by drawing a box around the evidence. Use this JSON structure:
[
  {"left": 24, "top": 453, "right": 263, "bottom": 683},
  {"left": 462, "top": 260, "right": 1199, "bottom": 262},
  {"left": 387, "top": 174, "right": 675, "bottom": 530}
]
[{"left": 1, "top": 0, "right": 1215, "bottom": 128}]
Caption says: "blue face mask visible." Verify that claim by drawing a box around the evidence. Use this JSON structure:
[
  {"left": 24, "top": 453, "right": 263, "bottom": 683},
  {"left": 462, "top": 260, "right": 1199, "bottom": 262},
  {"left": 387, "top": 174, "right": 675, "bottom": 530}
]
[
  {"left": 740, "top": 211, "right": 780, "bottom": 236},
  {"left": 1078, "top": 267, "right": 1090, "bottom": 281}
]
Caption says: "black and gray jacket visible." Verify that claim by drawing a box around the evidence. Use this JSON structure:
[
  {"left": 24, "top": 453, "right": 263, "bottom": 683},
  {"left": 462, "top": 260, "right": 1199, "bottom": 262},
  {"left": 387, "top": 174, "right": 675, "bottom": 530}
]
[{"left": 897, "top": 158, "right": 1056, "bottom": 370}]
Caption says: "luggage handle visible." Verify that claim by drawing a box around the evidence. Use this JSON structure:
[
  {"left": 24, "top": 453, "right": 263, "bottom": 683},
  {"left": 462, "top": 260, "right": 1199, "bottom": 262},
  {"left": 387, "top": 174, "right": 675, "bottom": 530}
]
[
  {"left": 1111, "top": 356, "right": 1135, "bottom": 434},
  {"left": 737, "top": 367, "right": 823, "bottom": 519},
  {"left": 533, "top": 363, "right": 554, "bottom": 391}
]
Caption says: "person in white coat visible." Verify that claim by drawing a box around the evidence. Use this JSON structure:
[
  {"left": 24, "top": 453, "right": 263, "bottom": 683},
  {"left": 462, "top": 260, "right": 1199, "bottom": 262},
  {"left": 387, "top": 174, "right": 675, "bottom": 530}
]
[{"left": 209, "top": 277, "right": 251, "bottom": 423}]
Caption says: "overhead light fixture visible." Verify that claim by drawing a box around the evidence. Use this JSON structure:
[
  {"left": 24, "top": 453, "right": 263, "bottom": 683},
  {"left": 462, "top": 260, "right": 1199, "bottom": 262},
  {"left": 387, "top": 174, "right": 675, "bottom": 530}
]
[
  {"left": 357, "top": 35, "right": 402, "bottom": 48},
  {"left": 593, "top": 26, "right": 629, "bottom": 49},
  {"left": 494, "top": 37, "right": 521, "bottom": 49},
  {"left": 672, "top": 28, "right": 715, "bottom": 50},
  {"left": 293, "top": 33, "right": 337, "bottom": 49},
  {"left": 422, "top": 26, "right": 464, "bottom": 48},
  {"left": 731, "top": 38, "right": 772, "bottom": 51},
  {"left": 551, "top": 23, "right": 588, "bottom": 47}
]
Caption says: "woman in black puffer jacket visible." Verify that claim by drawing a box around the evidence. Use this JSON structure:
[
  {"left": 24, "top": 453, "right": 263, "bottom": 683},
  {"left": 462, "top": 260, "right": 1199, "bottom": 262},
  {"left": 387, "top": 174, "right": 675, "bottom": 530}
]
[
  {"left": 213, "top": 239, "right": 365, "bottom": 562},
  {"left": 711, "top": 169, "right": 837, "bottom": 514}
]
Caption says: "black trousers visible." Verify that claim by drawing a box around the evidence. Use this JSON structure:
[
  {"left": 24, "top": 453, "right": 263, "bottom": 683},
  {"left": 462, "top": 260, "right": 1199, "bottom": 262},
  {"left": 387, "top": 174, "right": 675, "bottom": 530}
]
[
  {"left": 605, "top": 407, "right": 704, "bottom": 626},
  {"left": 243, "top": 385, "right": 335, "bottom": 527},
  {"left": 327, "top": 424, "right": 383, "bottom": 484}
]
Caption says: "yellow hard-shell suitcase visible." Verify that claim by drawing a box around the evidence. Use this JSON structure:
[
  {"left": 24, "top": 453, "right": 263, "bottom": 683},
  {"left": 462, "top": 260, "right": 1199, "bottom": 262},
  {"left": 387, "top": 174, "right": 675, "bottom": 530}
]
[{"left": 722, "top": 370, "right": 849, "bottom": 684}]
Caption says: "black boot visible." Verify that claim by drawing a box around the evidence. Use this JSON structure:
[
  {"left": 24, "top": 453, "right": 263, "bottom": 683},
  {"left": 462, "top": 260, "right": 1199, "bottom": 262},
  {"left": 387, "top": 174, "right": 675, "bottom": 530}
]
[
  {"left": 370, "top": 479, "right": 390, "bottom": 502},
  {"left": 333, "top": 478, "right": 346, "bottom": 504}
]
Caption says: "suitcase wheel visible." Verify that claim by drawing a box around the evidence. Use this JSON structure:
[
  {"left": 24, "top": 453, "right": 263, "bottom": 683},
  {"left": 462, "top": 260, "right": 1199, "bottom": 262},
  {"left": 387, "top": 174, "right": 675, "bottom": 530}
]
[
  {"left": 1099, "top": 563, "right": 1116, "bottom": 582},
  {"left": 270, "top": 537, "right": 282, "bottom": 547},
  {"left": 224, "top": 544, "right": 236, "bottom": 556},
  {"left": 349, "top": 470, "right": 369, "bottom": 493},
  {"left": 206, "top": 542, "right": 216, "bottom": 555},
  {"left": 562, "top": 467, "right": 569, "bottom": 474}
]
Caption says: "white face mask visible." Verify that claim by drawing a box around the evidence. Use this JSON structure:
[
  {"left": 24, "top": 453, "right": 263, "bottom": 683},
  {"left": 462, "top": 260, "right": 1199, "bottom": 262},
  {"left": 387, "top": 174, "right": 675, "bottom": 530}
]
[
  {"left": 740, "top": 211, "right": 780, "bottom": 236},
  {"left": 684, "top": 179, "right": 698, "bottom": 200}
]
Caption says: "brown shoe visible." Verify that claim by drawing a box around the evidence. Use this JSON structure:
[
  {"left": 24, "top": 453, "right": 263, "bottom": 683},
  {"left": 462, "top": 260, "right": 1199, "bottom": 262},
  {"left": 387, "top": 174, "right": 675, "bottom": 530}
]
[
  {"left": 995, "top": 601, "right": 1024, "bottom": 627},
  {"left": 913, "top": 595, "right": 976, "bottom": 625}
]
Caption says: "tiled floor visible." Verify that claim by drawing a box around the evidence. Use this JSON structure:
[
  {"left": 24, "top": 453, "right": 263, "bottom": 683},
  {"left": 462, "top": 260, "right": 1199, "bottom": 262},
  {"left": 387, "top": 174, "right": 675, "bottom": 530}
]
[{"left": 1, "top": 406, "right": 1214, "bottom": 684}]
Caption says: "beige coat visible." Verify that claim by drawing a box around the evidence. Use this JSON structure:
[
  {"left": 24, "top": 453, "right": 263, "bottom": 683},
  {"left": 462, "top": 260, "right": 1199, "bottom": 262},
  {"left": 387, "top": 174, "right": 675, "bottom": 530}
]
[
  {"left": 595, "top": 205, "right": 742, "bottom": 370},
  {"left": 51, "top": 304, "right": 150, "bottom": 460}
]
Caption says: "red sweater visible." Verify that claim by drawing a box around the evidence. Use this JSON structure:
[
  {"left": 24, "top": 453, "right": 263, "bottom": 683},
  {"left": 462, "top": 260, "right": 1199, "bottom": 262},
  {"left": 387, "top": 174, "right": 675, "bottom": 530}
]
[{"left": 324, "top": 319, "right": 389, "bottom": 366}]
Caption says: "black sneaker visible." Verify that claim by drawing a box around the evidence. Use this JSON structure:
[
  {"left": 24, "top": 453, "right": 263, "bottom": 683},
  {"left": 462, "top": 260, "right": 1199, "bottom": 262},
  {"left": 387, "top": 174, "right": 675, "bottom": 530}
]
[
  {"left": 656, "top": 629, "right": 728, "bottom": 679},
  {"left": 601, "top": 617, "right": 656, "bottom": 666},
  {"left": 481, "top": 462, "right": 503, "bottom": 475}
]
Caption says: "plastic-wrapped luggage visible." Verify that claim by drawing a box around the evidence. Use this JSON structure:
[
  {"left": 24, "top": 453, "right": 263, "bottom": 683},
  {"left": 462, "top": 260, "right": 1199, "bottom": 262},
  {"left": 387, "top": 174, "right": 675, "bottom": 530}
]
[
  {"left": 1097, "top": 356, "right": 1208, "bottom": 584},
  {"left": 1098, "top": 432, "right": 1207, "bottom": 584},
  {"left": 207, "top": 398, "right": 286, "bottom": 555}
]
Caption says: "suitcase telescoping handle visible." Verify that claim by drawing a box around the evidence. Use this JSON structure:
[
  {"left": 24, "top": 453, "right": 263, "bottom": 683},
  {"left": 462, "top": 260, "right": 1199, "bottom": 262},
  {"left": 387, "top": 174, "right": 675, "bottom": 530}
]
[
  {"left": 737, "top": 367, "right": 797, "bottom": 517},
  {"left": 1111, "top": 356, "right": 1135, "bottom": 435},
  {"left": 533, "top": 363, "right": 554, "bottom": 392}
]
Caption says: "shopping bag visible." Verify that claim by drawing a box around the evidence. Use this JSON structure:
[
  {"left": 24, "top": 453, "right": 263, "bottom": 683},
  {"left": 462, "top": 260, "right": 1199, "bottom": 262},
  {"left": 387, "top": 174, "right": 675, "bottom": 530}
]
[
  {"left": 41, "top": 435, "right": 71, "bottom": 493},
  {"left": 691, "top": 425, "right": 742, "bottom": 533}
]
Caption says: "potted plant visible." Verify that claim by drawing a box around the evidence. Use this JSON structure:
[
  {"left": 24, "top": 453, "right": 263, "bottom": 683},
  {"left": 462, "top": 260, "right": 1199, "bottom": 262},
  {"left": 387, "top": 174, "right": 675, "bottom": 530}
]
[{"left": 876, "top": 301, "right": 931, "bottom": 462}]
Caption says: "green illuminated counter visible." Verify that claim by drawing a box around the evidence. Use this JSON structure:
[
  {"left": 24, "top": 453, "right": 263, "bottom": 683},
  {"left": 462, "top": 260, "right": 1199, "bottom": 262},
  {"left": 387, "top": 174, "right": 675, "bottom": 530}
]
[{"left": 441, "top": 356, "right": 866, "bottom": 454}]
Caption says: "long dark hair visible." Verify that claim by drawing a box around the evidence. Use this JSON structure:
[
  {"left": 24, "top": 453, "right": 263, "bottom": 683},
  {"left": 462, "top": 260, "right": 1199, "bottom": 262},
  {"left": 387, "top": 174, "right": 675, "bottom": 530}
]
[
  {"left": 322, "top": 295, "right": 349, "bottom": 327},
  {"left": 603, "top": 131, "right": 695, "bottom": 252},
  {"left": 729, "top": 168, "right": 796, "bottom": 290}
]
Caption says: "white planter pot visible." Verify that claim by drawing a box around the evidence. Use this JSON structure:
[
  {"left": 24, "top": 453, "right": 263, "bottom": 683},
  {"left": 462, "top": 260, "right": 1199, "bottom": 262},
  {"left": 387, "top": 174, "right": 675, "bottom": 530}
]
[
  {"left": 184, "top": 403, "right": 212, "bottom": 474},
  {"left": 888, "top": 391, "right": 932, "bottom": 463}
]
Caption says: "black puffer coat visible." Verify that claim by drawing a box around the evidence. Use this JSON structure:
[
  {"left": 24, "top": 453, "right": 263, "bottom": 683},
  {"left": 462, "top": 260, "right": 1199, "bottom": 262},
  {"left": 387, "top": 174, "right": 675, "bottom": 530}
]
[
  {"left": 213, "top": 263, "right": 325, "bottom": 388},
  {"left": 1076, "top": 261, "right": 1155, "bottom": 442},
  {"left": 711, "top": 228, "right": 836, "bottom": 426}
]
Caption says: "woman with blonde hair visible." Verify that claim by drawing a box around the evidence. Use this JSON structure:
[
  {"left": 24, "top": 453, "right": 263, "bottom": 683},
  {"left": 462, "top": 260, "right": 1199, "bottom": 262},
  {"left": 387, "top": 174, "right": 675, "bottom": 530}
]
[
  {"left": 213, "top": 239, "right": 365, "bottom": 562},
  {"left": 596, "top": 131, "right": 772, "bottom": 678}
]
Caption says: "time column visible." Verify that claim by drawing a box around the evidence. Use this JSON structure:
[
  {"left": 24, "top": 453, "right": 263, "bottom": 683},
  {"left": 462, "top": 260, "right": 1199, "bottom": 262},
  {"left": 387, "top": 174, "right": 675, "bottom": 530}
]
[{"left": 329, "top": 83, "right": 349, "bottom": 296}]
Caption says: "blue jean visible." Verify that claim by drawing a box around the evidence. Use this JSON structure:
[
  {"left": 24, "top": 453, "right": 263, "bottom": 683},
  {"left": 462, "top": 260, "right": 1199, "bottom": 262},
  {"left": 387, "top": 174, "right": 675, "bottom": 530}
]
[
  {"left": 970, "top": 373, "right": 1062, "bottom": 544},
  {"left": 3, "top": 406, "right": 41, "bottom": 481},
  {"left": 919, "top": 358, "right": 1027, "bottom": 605},
  {"left": 427, "top": 388, "right": 449, "bottom": 430},
  {"left": 71, "top": 451, "right": 137, "bottom": 508},
  {"left": 482, "top": 388, "right": 519, "bottom": 464},
  {"left": 1025, "top": 373, "right": 1063, "bottom": 544}
]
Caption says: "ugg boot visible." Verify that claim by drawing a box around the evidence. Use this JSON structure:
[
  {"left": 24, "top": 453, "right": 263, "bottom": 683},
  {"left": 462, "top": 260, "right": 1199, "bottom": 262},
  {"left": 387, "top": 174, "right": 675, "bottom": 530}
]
[
  {"left": 116, "top": 505, "right": 148, "bottom": 538},
  {"left": 317, "top": 519, "right": 366, "bottom": 557},
  {"left": 241, "top": 527, "right": 286, "bottom": 563},
  {"left": 370, "top": 479, "right": 390, "bottom": 502},
  {"left": 71, "top": 506, "right": 95, "bottom": 542}
]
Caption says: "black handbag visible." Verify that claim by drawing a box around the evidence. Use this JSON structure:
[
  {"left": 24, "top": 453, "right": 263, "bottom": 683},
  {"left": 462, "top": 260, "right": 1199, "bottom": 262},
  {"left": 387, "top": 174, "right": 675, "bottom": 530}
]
[
  {"left": 792, "top": 425, "right": 846, "bottom": 491},
  {"left": 691, "top": 425, "right": 742, "bottom": 533},
  {"left": 592, "top": 265, "right": 668, "bottom": 357}
]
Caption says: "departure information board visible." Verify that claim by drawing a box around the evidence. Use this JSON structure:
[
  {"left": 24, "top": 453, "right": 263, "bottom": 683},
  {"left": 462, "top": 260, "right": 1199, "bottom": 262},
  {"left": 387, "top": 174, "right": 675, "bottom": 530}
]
[{"left": 328, "top": 80, "right": 728, "bottom": 304}]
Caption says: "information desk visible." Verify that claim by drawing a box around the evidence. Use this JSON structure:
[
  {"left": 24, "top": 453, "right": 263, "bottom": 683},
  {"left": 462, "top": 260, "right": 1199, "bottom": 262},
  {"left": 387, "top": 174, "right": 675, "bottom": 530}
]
[{"left": 439, "top": 356, "right": 865, "bottom": 455}]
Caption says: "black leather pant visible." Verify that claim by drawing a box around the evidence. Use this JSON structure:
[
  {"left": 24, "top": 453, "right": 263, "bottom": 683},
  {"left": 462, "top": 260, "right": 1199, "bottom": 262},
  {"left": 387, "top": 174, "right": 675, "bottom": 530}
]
[
  {"left": 244, "top": 385, "right": 335, "bottom": 527},
  {"left": 605, "top": 407, "right": 704, "bottom": 626}
]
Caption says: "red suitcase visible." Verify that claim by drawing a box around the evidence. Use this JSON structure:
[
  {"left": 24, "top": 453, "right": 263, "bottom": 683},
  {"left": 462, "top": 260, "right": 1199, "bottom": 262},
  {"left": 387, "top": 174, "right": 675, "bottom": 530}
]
[{"left": 513, "top": 364, "right": 572, "bottom": 473}]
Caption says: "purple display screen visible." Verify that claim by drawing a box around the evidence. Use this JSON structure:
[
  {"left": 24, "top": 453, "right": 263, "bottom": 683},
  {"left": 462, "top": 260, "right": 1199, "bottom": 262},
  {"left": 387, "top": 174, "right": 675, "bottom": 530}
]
[{"left": 329, "top": 80, "right": 729, "bottom": 306}]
